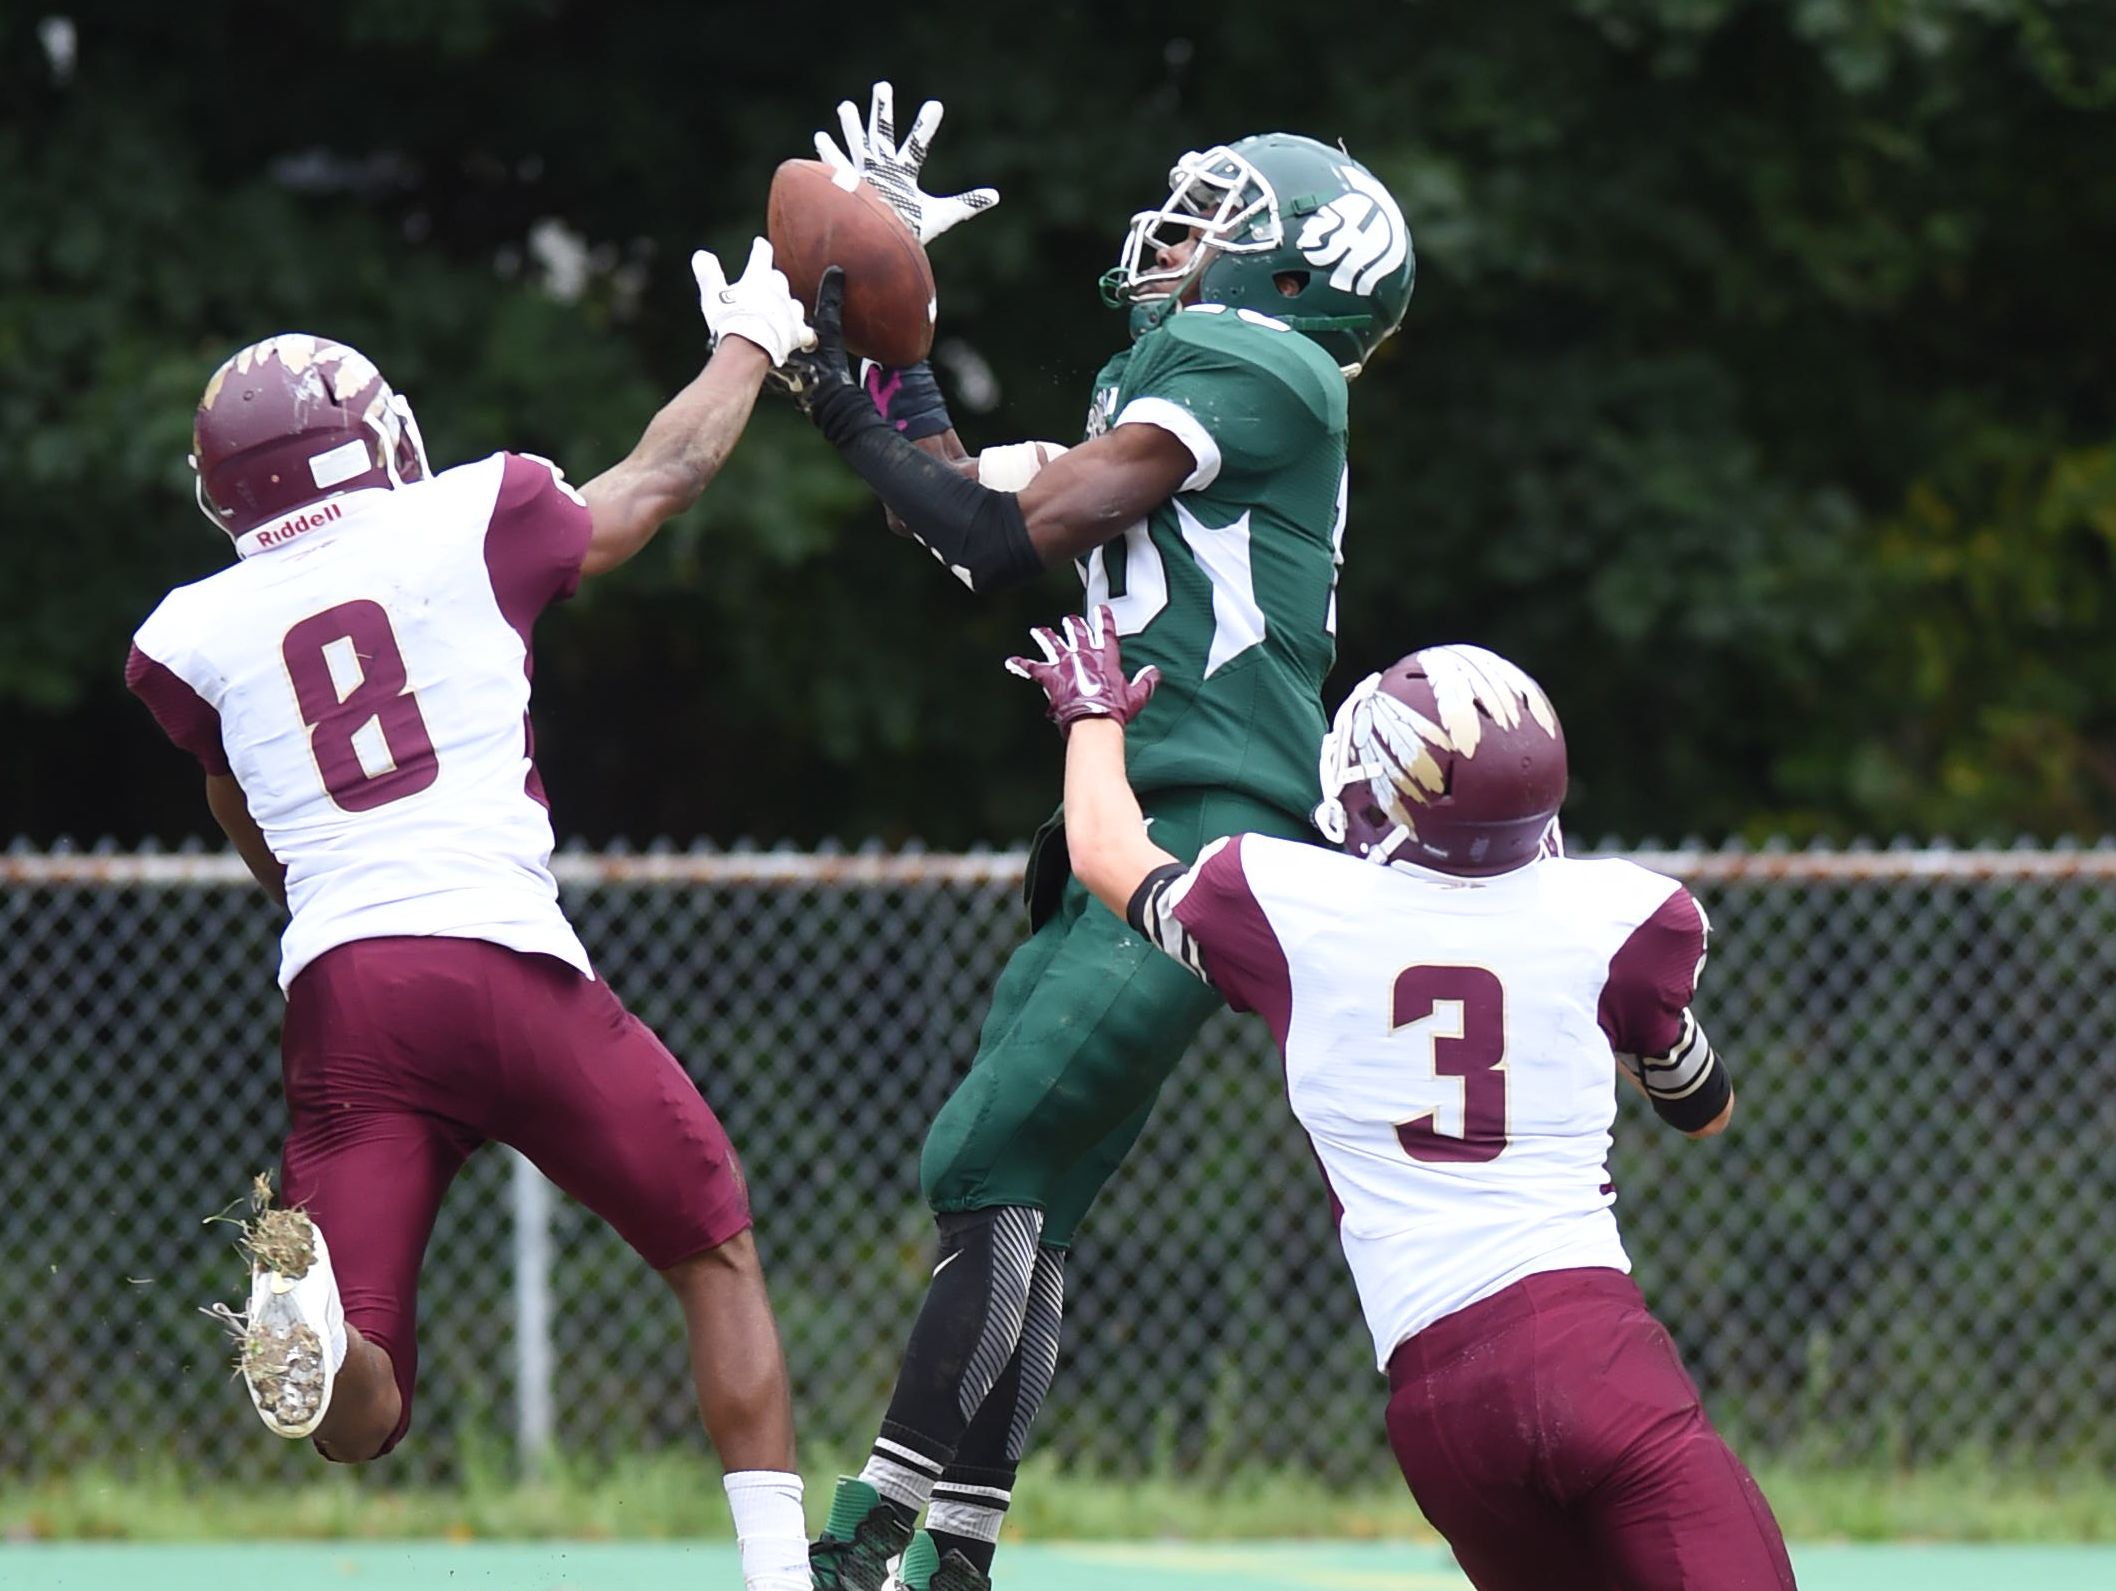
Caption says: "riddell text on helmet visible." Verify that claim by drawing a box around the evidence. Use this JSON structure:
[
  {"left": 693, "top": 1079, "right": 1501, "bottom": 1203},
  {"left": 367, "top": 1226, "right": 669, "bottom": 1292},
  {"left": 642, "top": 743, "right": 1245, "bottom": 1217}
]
[{"left": 254, "top": 502, "right": 344, "bottom": 549}]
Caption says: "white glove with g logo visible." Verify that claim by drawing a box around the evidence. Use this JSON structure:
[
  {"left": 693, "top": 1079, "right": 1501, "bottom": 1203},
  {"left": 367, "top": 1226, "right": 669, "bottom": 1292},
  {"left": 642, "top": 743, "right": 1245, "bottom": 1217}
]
[{"left": 692, "top": 239, "right": 815, "bottom": 366}]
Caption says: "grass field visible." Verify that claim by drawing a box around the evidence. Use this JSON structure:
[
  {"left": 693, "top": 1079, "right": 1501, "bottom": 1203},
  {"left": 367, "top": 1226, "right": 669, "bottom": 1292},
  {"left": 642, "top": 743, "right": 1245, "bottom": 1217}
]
[
  {"left": 10, "top": 1541, "right": 2116, "bottom": 1590},
  {"left": 10, "top": 1452, "right": 2116, "bottom": 1588},
  {"left": 9, "top": 1453, "right": 2116, "bottom": 1544}
]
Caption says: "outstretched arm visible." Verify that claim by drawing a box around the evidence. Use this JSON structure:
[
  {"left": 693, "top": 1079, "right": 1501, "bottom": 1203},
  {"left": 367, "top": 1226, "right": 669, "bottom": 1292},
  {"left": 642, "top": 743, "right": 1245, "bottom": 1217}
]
[
  {"left": 1005, "top": 606, "right": 1171, "bottom": 915},
  {"left": 1062, "top": 719, "right": 1177, "bottom": 919},
  {"left": 579, "top": 342, "right": 770, "bottom": 577},
  {"left": 783, "top": 271, "right": 1193, "bottom": 592},
  {"left": 577, "top": 241, "right": 812, "bottom": 578},
  {"left": 1010, "top": 609, "right": 1297, "bottom": 1019}
]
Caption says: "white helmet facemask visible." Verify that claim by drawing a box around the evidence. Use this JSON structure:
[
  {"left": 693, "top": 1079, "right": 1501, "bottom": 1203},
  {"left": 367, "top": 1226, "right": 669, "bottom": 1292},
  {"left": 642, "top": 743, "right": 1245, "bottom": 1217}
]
[
  {"left": 1313, "top": 671, "right": 1415, "bottom": 864},
  {"left": 189, "top": 454, "right": 229, "bottom": 533},
  {"left": 1108, "top": 144, "right": 1282, "bottom": 306},
  {"left": 361, "top": 387, "right": 430, "bottom": 489}
]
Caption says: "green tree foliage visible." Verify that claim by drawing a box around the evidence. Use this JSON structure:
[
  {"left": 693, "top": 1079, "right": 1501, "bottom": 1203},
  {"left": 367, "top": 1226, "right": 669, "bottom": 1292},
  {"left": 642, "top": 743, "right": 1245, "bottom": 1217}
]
[{"left": 4, "top": 0, "right": 2113, "bottom": 843}]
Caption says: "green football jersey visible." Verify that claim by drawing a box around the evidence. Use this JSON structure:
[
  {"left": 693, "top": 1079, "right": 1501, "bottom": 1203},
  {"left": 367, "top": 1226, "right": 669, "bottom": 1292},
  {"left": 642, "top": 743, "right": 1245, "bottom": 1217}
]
[{"left": 1077, "top": 303, "right": 1351, "bottom": 824}]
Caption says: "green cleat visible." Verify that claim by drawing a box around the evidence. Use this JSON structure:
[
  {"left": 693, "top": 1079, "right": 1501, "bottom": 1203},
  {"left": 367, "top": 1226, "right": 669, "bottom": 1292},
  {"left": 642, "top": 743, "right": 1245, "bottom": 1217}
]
[
  {"left": 895, "top": 1530, "right": 992, "bottom": 1591},
  {"left": 809, "top": 1477, "right": 915, "bottom": 1591},
  {"left": 894, "top": 1531, "right": 940, "bottom": 1589}
]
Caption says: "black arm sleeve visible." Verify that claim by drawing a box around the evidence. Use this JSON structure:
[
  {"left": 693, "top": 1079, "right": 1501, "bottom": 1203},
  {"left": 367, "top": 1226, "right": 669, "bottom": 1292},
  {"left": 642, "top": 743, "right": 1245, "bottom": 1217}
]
[
  {"left": 1125, "top": 862, "right": 1190, "bottom": 937},
  {"left": 1653, "top": 1056, "right": 1732, "bottom": 1132},
  {"left": 811, "top": 380, "right": 1043, "bottom": 593},
  {"left": 1637, "top": 1011, "right": 1734, "bottom": 1132}
]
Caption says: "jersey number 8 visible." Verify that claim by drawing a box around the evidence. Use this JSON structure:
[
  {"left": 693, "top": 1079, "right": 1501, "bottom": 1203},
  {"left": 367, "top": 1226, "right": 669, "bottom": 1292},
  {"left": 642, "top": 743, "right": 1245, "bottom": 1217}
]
[{"left": 282, "top": 600, "right": 440, "bottom": 812}]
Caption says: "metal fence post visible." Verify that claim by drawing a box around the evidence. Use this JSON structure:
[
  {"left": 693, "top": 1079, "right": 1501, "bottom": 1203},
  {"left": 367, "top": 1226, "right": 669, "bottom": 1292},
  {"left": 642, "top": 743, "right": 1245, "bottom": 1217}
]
[{"left": 511, "top": 1148, "right": 555, "bottom": 1475}]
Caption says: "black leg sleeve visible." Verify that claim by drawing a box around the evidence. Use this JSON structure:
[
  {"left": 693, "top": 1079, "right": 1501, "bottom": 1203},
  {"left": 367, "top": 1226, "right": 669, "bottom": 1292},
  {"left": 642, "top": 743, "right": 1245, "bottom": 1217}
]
[
  {"left": 928, "top": 1245, "right": 1068, "bottom": 1576},
  {"left": 876, "top": 1206, "right": 1045, "bottom": 1468}
]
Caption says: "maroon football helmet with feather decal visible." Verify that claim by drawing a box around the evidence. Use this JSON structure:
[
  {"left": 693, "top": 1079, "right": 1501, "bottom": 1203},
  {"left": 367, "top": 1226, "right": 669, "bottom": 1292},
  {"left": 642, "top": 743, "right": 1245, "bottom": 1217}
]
[
  {"left": 1315, "top": 643, "right": 1568, "bottom": 876},
  {"left": 189, "top": 334, "right": 430, "bottom": 538}
]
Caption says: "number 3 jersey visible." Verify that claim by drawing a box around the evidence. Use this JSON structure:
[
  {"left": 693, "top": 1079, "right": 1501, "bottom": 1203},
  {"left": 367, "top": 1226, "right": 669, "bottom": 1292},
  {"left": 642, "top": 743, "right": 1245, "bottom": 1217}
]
[
  {"left": 125, "top": 453, "right": 594, "bottom": 992},
  {"left": 1082, "top": 303, "right": 1349, "bottom": 825},
  {"left": 1131, "top": 833, "right": 1712, "bottom": 1370}
]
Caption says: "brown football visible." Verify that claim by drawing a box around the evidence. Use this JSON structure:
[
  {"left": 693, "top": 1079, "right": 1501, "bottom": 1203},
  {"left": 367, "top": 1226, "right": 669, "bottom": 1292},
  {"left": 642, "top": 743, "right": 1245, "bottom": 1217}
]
[{"left": 767, "top": 159, "right": 936, "bottom": 367}]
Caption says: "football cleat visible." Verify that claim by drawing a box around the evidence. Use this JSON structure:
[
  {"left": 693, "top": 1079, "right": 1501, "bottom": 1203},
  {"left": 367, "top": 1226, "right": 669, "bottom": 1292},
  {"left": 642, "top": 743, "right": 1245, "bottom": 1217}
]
[
  {"left": 894, "top": 1531, "right": 991, "bottom": 1591},
  {"left": 893, "top": 1533, "right": 939, "bottom": 1590},
  {"left": 810, "top": 1477, "right": 914, "bottom": 1591},
  {"left": 223, "top": 1199, "right": 346, "bottom": 1440},
  {"left": 927, "top": 1552, "right": 992, "bottom": 1591}
]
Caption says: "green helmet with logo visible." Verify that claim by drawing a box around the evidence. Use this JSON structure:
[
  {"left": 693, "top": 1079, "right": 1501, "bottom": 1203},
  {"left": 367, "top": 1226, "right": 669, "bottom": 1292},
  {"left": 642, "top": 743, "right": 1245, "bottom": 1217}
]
[{"left": 1099, "top": 133, "right": 1415, "bottom": 377}]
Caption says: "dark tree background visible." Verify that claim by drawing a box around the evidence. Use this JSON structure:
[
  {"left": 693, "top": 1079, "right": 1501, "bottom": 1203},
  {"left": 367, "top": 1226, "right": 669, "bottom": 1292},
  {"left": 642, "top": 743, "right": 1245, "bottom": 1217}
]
[{"left": 5, "top": 0, "right": 2114, "bottom": 846}]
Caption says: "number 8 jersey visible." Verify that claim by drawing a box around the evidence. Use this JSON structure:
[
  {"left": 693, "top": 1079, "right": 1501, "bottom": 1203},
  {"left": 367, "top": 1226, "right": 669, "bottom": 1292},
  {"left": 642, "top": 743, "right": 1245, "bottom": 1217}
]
[
  {"left": 126, "top": 453, "right": 594, "bottom": 992},
  {"left": 1130, "top": 831, "right": 1715, "bottom": 1371}
]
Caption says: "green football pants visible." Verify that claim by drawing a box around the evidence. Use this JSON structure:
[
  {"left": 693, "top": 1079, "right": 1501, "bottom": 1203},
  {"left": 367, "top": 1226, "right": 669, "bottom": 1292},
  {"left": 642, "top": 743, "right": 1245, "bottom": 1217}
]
[{"left": 920, "top": 785, "right": 1315, "bottom": 1248}]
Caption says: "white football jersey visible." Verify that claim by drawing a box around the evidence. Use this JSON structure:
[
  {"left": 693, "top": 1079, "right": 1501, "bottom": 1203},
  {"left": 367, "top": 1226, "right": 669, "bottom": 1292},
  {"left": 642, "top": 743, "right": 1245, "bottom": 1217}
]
[
  {"left": 128, "top": 453, "right": 594, "bottom": 991},
  {"left": 1140, "top": 834, "right": 1707, "bottom": 1370}
]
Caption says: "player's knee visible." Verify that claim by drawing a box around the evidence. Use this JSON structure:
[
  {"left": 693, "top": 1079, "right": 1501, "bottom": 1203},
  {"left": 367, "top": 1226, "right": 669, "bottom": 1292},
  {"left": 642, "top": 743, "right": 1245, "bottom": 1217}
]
[
  {"left": 315, "top": 1427, "right": 390, "bottom": 1464},
  {"left": 314, "top": 1397, "right": 401, "bottom": 1464},
  {"left": 661, "top": 1228, "right": 764, "bottom": 1293}
]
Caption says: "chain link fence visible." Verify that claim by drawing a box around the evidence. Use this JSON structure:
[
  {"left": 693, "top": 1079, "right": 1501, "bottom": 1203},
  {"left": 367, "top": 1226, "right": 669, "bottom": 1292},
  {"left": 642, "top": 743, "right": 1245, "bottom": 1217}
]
[{"left": 6, "top": 841, "right": 2116, "bottom": 1489}]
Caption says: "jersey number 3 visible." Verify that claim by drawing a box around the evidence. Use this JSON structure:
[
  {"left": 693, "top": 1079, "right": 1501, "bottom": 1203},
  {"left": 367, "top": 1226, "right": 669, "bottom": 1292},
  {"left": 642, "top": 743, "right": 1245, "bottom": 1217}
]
[
  {"left": 1391, "top": 965, "right": 1508, "bottom": 1164},
  {"left": 282, "top": 601, "right": 439, "bottom": 812}
]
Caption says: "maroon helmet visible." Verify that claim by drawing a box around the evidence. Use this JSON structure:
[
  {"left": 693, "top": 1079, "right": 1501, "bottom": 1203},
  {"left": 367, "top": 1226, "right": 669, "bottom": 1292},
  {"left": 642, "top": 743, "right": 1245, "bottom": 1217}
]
[
  {"left": 190, "top": 334, "right": 430, "bottom": 539},
  {"left": 1314, "top": 643, "right": 1568, "bottom": 876}
]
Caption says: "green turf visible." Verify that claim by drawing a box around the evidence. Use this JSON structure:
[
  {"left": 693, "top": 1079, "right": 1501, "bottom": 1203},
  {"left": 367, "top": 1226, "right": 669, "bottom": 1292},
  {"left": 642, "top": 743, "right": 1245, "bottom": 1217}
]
[
  {"left": 11, "top": 1454, "right": 2116, "bottom": 1544},
  {"left": 8, "top": 1542, "right": 2116, "bottom": 1590}
]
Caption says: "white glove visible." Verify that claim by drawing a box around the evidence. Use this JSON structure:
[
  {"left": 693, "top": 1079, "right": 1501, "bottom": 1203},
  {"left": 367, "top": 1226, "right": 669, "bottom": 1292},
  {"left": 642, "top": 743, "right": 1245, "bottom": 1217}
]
[
  {"left": 814, "top": 80, "right": 999, "bottom": 245},
  {"left": 692, "top": 239, "right": 815, "bottom": 366}
]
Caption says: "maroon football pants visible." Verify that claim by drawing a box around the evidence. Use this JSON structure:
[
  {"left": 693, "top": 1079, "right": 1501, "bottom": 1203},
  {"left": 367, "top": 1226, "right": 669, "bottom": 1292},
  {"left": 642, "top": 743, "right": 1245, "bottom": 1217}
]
[
  {"left": 279, "top": 935, "right": 752, "bottom": 1455},
  {"left": 1386, "top": 1268, "right": 1796, "bottom": 1591}
]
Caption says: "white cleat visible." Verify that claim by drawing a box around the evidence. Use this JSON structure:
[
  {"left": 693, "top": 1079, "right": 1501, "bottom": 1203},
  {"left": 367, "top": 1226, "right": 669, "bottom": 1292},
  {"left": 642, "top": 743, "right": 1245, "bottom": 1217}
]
[{"left": 232, "top": 1206, "right": 345, "bottom": 1439}]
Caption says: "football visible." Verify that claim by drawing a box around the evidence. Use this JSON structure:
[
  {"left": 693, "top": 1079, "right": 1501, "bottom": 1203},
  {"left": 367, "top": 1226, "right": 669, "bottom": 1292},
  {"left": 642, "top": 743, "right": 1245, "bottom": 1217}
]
[{"left": 767, "top": 159, "right": 937, "bottom": 367}]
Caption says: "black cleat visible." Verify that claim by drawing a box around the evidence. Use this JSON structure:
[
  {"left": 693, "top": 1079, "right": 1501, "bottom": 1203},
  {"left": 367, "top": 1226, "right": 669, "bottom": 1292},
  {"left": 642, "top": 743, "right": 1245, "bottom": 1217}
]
[{"left": 928, "top": 1546, "right": 993, "bottom": 1591}]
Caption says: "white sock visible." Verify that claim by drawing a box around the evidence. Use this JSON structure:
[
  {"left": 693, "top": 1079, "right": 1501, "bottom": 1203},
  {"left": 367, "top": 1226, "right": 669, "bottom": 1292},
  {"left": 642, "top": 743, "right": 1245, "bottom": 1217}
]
[
  {"left": 859, "top": 1447, "right": 941, "bottom": 1513},
  {"left": 724, "top": 1470, "right": 808, "bottom": 1591},
  {"left": 928, "top": 1495, "right": 1007, "bottom": 1545}
]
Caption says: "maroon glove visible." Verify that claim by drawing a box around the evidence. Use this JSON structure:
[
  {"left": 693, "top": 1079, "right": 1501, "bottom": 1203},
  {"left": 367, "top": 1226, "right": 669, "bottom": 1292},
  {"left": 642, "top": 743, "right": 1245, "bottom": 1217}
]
[{"left": 1005, "top": 604, "right": 1161, "bottom": 731}]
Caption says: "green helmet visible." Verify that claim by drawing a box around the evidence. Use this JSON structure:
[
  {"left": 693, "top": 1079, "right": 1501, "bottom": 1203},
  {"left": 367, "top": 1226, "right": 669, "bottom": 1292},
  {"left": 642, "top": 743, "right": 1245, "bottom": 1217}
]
[{"left": 1099, "top": 133, "right": 1415, "bottom": 377}]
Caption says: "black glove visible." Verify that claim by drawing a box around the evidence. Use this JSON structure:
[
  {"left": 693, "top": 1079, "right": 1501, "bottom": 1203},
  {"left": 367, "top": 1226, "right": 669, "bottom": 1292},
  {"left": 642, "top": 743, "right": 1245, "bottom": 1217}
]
[
  {"left": 773, "top": 268, "right": 884, "bottom": 448},
  {"left": 773, "top": 265, "right": 1042, "bottom": 593}
]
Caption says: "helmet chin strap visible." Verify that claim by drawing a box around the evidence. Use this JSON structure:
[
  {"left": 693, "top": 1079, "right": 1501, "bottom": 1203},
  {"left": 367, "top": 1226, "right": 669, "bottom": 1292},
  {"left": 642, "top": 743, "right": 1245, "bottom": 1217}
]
[{"left": 1125, "top": 240, "right": 1222, "bottom": 337}]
